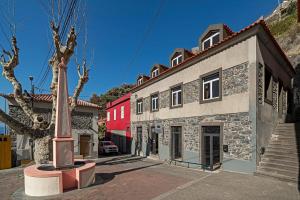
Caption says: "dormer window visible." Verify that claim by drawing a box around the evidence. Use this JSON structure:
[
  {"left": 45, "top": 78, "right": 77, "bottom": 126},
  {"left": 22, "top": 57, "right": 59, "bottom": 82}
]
[
  {"left": 152, "top": 68, "right": 159, "bottom": 78},
  {"left": 202, "top": 31, "right": 220, "bottom": 50},
  {"left": 137, "top": 78, "right": 143, "bottom": 86},
  {"left": 172, "top": 54, "right": 183, "bottom": 67}
]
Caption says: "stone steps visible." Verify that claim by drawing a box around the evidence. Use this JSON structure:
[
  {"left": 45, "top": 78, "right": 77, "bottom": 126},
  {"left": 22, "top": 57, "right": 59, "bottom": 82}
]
[
  {"left": 261, "top": 157, "right": 298, "bottom": 167},
  {"left": 269, "top": 143, "right": 300, "bottom": 149},
  {"left": 263, "top": 153, "right": 299, "bottom": 162},
  {"left": 266, "top": 148, "right": 299, "bottom": 154},
  {"left": 257, "top": 123, "right": 299, "bottom": 182},
  {"left": 257, "top": 166, "right": 298, "bottom": 181},
  {"left": 256, "top": 170, "right": 298, "bottom": 183},
  {"left": 259, "top": 161, "right": 299, "bottom": 171}
]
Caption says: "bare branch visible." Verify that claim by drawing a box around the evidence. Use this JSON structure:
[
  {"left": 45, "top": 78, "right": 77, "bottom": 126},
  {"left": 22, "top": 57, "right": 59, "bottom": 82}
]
[
  {"left": 49, "top": 25, "right": 77, "bottom": 127},
  {"left": 50, "top": 21, "right": 61, "bottom": 60},
  {"left": 0, "top": 107, "right": 33, "bottom": 137},
  {"left": 70, "top": 59, "right": 89, "bottom": 111},
  {"left": 64, "top": 26, "right": 77, "bottom": 62},
  {"left": 0, "top": 37, "right": 41, "bottom": 125}
]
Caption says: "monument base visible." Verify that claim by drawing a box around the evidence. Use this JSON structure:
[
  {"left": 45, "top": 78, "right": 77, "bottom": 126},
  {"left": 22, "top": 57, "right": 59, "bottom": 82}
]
[
  {"left": 53, "top": 137, "right": 74, "bottom": 168},
  {"left": 24, "top": 160, "right": 95, "bottom": 197}
]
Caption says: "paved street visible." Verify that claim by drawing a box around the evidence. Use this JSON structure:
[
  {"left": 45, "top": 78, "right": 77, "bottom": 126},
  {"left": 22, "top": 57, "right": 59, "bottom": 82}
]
[{"left": 0, "top": 155, "right": 299, "bottom": 200}]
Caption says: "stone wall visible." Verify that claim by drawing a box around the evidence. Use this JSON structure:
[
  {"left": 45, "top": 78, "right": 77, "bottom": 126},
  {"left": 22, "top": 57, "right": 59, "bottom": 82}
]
[
  {"left": 131, "top": 112, "right": 252, "bottom": 161},
  {"left": 9, "top": 106, "right": 93, "bottom": 130},
  {"left": 183, "top": 80, "right": 200, "bottom": 104},
  {"left": 223, "top": 62, "right": 249, "bottom": 96},
  {"left": 131, "top": 62, "right": 249, "bottom": 112},
  {"left": 272, "top": 80, "right": 278, "bottom": 110}
]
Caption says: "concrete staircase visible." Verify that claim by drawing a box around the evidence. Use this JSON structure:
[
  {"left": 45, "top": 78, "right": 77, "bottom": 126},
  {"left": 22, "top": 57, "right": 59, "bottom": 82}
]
[{"left": 256, "top": 123, "right": 300, "bottom": 183}]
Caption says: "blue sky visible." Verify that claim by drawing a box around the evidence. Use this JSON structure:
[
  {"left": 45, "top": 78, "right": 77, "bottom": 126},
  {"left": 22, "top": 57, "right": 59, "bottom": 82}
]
[{"left": 0, "top": 0, "right": 278, "bottom": 129}]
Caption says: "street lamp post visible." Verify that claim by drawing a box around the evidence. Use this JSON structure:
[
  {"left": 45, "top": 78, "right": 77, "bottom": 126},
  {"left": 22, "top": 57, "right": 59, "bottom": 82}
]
[
  {"left": 29, "top": 76, "right": 34, "bottom": 160},
  {"left": 29, "top": 76, "right": 34, "bottom": 110}
]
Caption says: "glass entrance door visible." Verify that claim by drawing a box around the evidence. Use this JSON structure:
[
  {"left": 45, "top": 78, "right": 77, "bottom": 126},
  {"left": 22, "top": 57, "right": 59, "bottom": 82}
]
[
  {"left": 171, "top": 126, "right": 182, "bottom": 160},
  {"left": 150, "top": 127, "right": 159, "bottom": 155},
  {"left": 136, "top": 127, "right": 143, "bottom": 155},
  {"left": 202, "top": 126, "right": 220, "bottom": 170}
]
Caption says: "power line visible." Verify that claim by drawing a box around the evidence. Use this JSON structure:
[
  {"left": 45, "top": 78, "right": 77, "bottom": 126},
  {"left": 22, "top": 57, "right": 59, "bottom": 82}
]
[
  {"left": 124, "top": 0, "right": 166, "bottom": 73},
  {"left": 37, "top": 0, "right": 78, "bottom": 90},
  {"left": 39, "top": 0, "right": 77, "bottom": 89},
  {"left": 36, "top": 0, "right": 71, "bottom": 87}
]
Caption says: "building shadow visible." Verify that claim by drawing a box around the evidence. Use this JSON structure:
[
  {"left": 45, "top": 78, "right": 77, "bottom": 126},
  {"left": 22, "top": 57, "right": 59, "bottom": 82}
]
[
  {"left": 93, "top": 162, "right": 162, "bottom": 186},
  {"left": 95, "top": 155, "right": 146, "bottom": 166}
]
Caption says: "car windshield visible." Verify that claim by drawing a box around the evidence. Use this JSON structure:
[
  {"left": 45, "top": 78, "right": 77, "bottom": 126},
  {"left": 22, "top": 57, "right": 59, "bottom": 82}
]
[{"left": 102, "top": 141, "right": 113, "bottom": 146}]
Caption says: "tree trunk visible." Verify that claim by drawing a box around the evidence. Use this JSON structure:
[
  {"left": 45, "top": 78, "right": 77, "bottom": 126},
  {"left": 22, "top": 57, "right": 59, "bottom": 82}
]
[{"left": 34, "top": 135, "right": 52, "bottom": 165}]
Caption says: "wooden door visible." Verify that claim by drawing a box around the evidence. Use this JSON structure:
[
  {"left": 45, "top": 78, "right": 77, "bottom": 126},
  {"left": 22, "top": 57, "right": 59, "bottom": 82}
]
[{"left": 80, "top": 135, "right": 91, "bottom": 158}]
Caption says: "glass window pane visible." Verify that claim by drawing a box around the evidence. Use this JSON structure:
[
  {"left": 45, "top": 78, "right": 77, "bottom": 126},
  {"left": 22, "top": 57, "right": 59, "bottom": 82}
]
[
  {"left": 172, "top": 93, "right": 176, "bottom": 106},
  {"left": 204, "top": 40, "right": 210, "bottom": 49},
  {"left": 178, "top": 91, "right": 182, "bottom": 105},
  {"left": 212, "top": 80, "right": 219, "bottom": 98},
  {"left": 172, "top": 59, "right": 177, "bottom": 66},
  {"left": 178, "top": 56, "right": 182, "bottom": 64},
  {"left": 212, "top": 34, "right": 219, "bottom": 45},
  {"left": 204, "top": 83, "right": 210, "bottom": 99},
  {"left": 204, "top": 73, "right": 219, "bottom": 82}
]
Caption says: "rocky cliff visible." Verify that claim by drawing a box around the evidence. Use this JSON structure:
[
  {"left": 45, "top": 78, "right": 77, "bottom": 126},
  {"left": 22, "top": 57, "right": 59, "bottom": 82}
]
[{"left": 266, "top": 0, "right": 299, "bottom": 66}]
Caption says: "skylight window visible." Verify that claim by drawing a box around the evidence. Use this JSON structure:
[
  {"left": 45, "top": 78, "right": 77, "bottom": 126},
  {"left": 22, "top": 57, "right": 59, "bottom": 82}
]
[
  {"left": 152, "top": 68, "right": 159, "bottom": 78},
  {"left": 171, "top": 55, "right": 183, "bottom": 67},
  {"left": 137, "top": 78, "right": 143, "bottom": 86},
  {"left": 202, "top": 32, "right": 220, "bottom": 50}
]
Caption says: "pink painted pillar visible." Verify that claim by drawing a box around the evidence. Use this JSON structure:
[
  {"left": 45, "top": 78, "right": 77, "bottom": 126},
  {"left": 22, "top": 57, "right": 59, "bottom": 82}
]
[{"left": 53, "top": 58, "right": 74, "bottom": 168}]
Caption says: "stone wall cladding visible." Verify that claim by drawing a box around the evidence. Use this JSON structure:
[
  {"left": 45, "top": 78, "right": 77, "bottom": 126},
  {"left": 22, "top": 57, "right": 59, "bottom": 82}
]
[
  {"left": 130, "top": 101, "right": 136, "bottom": 115},
  {"left": 257, "top": 63, "right": 264, "bottom": 104},
  {"left": 272, "top": 80, "right": 278, "bottom": 110},
  {"left": 9, "top": 106, "right": 93, "bottom": 130},
  {"left": 159, "top": 90, "right": 169, "bottom": 109},
  {"left": 132, "top": 62, "right": 249, "bottom": 112},
  {"left": 223, "top": 62, "right": 249, "bottom": 96},
  {"left": 144, "top": 97, "right": 150, "bottom": 112},
  {"left": 183, "top": 79, "right": 200, "bottom": 104},
  {"left": 132, "top": 112, "right": 252, "bottom": 160}
]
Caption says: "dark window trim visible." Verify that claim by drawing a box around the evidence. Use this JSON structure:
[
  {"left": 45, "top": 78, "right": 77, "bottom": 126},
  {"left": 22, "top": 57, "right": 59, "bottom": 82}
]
[
  {"left": 150, "top": 92, "right": 160, "bottom": 112},
  {"left": 169, "top": 82, "right": 183, "bottom": 109},
  {"left": 136, "top": 98, "right": 143, "bottom": 115},
  {"left": 199, "top": 68, "right": 222, "bottom": 104},
  {"left": 264, "top": 65, "right": 273, "bottom": 105}
]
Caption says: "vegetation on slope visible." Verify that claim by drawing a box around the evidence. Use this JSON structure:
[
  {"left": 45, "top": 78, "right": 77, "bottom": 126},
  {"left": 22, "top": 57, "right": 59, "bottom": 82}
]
[{"left": 268, "top": 1, "right": 297, "bottom": 37}]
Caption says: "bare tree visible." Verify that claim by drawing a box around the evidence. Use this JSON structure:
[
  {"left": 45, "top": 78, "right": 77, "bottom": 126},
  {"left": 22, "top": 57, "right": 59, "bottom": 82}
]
[{"left": 0, "top": 22, "right": 89, "bottom": 165}]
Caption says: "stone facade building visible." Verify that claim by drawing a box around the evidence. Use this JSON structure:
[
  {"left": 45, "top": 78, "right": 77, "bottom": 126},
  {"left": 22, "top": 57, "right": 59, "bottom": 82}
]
[
  {"left": 2, "top": 94, "right": 100, "bottom": 166},
  {"left": 130, "top": 20, "right": 295, "bottom": 173}
]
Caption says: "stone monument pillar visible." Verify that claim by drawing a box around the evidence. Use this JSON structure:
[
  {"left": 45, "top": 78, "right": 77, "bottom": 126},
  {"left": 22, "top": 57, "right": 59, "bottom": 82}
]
[{"left": 53, "top": 58, "right": 74, "bottom": 168}]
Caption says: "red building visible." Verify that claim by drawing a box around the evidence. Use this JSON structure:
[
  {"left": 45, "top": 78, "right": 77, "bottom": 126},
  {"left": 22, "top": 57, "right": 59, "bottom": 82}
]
[{"left": 106, "top": 93, "right": 131, "bottom": 153}]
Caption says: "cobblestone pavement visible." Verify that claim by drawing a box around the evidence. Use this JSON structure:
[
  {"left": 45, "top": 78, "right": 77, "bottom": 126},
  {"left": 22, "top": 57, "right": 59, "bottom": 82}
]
[{"left": 1, "top": 155, "right": 299, "bottom": 200}]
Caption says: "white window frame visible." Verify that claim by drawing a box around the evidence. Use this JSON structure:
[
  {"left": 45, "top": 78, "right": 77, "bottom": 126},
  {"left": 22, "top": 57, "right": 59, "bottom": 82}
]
[
  {"left": 151, "top": 95, "right": 159, "bottom": 111},
  {"left": 171, "top": 54, "right": 183, "bottom": 67},
  {"left": 107, "top": 112, "right": 110, "bottom": 121},
  {"left": 121, "top": 106, "right": 125, "bottom": 119},
  {"left": 137, "top": 100, "right": 143, "bottom": 114},
  {"left": 171, "top": 87, "right": 182, "bottom": 107},
  {"left": 152, "top": 68, "right": 159, "bottom": 78},
  {"left": 113, "top": 109, "right": 116, "bottom": 120},
  {"left": 137, "top": 78, "right": 143, "bottom": 86},
  {"left": 202, "top": 32, "right": 220, "bottom": 50},
  {"left": 202, "top": 75, "right": 220, "bottom": 100}
]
